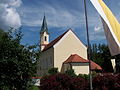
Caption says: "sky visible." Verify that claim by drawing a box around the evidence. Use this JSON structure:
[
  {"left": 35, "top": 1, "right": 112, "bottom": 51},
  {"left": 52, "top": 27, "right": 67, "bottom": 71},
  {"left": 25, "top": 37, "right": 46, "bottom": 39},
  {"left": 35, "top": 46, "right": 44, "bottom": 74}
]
[{"left": 0, "top": 0, "right": 120, "bottom": 45}]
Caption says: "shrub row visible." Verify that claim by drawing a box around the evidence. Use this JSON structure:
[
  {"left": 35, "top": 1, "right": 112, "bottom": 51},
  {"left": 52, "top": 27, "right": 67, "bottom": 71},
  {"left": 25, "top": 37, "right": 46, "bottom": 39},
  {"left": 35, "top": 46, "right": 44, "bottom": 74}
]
[
  {"left": 40, "top": 73, "right": 88, "bottom": 90},
  {"left": 40, "top": 73, "right": 120, "bottom": 90},
  {"left": 93, "top": 73, "right": 120, "bottom": 90}
]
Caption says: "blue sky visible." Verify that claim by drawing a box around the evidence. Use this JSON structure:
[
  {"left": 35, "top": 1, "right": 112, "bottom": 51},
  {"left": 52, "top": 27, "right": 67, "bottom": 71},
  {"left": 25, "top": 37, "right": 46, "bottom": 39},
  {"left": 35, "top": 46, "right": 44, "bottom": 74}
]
[{"left": 0, "top": 0, "right": 120, "bottom": 45}]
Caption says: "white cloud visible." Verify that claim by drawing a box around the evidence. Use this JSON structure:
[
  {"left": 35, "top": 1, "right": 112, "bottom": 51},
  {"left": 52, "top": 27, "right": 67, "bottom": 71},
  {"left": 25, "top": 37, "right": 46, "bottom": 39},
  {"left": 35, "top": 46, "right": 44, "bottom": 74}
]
[
  {"left": 0, "top": 0, "right": 22, "bottom": 31},
  {"left": 20, "top": 4, "right": 102, "bottom": 30},
  {"left": 18, "top": 0, "right": 107, "bottom": 42},
  {"left": 20, "top": 5, "right": 85, "bottom": 30},
  {"left": 94, "top": 26, "right": 101, "bottom": 32},
  {"left": 47, "top": 9, "right": 84, "bottom": 28},
  {"left": 0, "top": 0, "right": 22, "bottom": 7},
  {"left": 90, "top": 25, "right": 105, "bottom": 41}
]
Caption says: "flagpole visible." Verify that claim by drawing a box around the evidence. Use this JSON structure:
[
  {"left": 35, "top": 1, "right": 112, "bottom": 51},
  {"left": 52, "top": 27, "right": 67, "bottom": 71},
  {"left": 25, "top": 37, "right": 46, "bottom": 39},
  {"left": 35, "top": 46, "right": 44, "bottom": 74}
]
[{"left": 83, "top": 0, "right": 93, "bottom": 90}]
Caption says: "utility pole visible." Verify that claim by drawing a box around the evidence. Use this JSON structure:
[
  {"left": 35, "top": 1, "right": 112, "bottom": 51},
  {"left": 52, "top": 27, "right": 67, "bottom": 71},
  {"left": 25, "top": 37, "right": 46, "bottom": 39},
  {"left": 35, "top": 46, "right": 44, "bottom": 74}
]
[{"left": 83, "top": 0, "right": 93, "bottom": 90}]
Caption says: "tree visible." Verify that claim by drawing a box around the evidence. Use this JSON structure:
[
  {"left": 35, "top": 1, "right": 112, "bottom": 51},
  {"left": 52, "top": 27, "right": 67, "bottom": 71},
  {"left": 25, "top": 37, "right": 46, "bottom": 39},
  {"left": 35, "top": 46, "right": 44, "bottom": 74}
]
[
  {"left": 99, "top": 44, "right": 113, "bottom": 72},
  {"left": 90, "top": 44, "right": 113, "bottom": 72},
  {"left": 0, "top": 29, "right": 38, "bottom": 89}
]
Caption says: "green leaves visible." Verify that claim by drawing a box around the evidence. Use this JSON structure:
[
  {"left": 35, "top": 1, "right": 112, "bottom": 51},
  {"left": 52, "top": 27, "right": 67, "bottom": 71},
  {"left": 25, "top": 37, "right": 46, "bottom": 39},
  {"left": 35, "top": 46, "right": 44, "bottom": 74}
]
[
  {"left": 65, "top": 69, "right": 76, "bottom": 77},
  {"left": 90, "top": 44, "right": 113, "bottom": 72},
  {"left": 48, "top": 68, "right": 58, "bottom": 75},
  {"left": 0, "top": 29, "right": 38, "bottom": 89}
]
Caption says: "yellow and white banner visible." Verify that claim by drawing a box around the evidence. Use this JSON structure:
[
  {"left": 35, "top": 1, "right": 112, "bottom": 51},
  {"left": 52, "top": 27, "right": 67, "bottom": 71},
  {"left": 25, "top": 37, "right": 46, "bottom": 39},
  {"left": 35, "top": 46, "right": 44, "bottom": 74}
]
[{"left": 90, "top": 0, "right": 120, "bottom": 56}]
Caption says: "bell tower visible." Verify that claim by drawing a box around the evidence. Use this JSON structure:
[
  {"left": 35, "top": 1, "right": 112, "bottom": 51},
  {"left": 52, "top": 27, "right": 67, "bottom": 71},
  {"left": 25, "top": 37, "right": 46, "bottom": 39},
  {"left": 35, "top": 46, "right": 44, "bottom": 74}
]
[{"left": 40, "top": 14, "right": 49, "bottom": 51}]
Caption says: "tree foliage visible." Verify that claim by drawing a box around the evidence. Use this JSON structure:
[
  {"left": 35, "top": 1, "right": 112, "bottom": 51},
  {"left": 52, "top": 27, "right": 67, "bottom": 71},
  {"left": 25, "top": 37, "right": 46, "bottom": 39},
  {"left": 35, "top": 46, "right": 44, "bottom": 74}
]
[
  {"left": 0, "top": 29, "right": 38, "bottom": 89},
  {"left": 90, "top": 44, "right": 114, "bottom": 72}
]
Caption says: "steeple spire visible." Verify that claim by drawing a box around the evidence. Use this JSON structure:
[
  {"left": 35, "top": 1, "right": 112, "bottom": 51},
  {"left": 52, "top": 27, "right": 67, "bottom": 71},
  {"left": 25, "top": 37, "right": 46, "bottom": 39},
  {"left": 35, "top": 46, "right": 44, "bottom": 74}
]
[
  {"left": 40, "top": 14, "right": 49, "bottom": 51},
  {"left": 40, "top": 14, "right": 48, "bottom": 34}
]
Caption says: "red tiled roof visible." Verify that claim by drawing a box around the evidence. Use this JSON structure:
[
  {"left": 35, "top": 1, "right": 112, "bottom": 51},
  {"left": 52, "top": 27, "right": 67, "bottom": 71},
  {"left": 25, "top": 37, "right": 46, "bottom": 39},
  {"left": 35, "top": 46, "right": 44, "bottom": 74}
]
[
  {"left": 42, "top": 30, "right": 69, "bottom": 51},
  {"left": 64, "top": 54, "right": 89, "bottom": 63},
  {"left": 64, "top": 54, "right": 102, "bottom": 70},
  {"left": 90, "top": 61, "right": 102, "bottom": 70}
]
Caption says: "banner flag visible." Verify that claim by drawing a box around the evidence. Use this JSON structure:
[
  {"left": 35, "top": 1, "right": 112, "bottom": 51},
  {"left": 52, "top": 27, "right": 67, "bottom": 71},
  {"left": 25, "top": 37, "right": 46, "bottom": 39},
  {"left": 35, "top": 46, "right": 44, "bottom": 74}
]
[{"left": 90, "top": 0, "right": 120, "bottom": 56}]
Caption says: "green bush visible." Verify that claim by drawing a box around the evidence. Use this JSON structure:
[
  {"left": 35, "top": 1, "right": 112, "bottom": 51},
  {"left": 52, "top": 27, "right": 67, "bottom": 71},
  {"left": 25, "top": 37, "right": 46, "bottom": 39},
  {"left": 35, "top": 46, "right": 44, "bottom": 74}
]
[
  {"left": 48, "top": 68, "right": 58, "bottom": 75},
  {"left": 65, "top": 69, "right": 76, "bottom": 77},
  {"left": 92, "top": 71, "right": 98, "bottom": 78},
  {"left": 78, "top": 74, "right": 89, "bottom": 80},
  {"left": 78, "top": 72, "right": 98, "bottom": 80}
]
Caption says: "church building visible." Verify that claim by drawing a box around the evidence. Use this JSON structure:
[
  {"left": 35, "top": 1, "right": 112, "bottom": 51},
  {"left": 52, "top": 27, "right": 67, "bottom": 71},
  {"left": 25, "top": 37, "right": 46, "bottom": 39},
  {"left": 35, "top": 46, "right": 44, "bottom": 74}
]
[{"left": 37, "top": 15, "right": 102, "bottom": 76}]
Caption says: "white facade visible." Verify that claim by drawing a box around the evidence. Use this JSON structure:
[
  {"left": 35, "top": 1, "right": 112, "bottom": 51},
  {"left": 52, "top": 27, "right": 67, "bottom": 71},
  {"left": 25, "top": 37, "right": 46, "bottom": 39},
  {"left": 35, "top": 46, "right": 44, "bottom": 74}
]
[
  {"left": 72, "top": 63, "right": 89, "bottom": 75},
  {"left": 54, "top": 30, "right": 87, "bottom": 72},
  {"left": 38, "top": 29, "right": 89, "bottom": 76}
]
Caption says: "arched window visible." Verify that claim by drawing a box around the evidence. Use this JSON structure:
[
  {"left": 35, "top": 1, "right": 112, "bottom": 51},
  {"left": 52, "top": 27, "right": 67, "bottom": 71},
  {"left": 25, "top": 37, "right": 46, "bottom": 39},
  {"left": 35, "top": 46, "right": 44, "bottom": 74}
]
[{"left": 45, "top": 36, "right": 47, "bottom": 41}]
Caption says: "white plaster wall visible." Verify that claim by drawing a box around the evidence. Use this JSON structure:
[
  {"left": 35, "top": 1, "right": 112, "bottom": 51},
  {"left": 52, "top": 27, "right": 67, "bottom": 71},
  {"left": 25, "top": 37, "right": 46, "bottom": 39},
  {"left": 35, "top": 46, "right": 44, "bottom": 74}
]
[
  {"left": 54, "top": 31, "right": 87, "bottom": 72},
  {"left": 71, "top": 63, "right": 89, "bottom": 75}
]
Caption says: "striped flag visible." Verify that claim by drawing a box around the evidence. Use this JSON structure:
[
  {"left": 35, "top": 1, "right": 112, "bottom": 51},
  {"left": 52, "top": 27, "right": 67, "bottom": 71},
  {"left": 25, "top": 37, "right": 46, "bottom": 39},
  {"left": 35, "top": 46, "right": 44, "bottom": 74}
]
[{"left": 90, "top": 0, "right": 120, "bottom": 56}]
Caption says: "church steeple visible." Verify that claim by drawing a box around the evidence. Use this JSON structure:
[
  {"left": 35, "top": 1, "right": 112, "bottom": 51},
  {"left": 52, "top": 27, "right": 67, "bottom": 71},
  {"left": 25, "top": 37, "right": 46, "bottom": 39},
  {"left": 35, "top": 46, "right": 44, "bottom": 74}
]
[
  {"left": 40, "top": 14, "right": 49, "bottom": 34},
  {"left": 40, "top": 14, "right": 49, "bottom": 51}
]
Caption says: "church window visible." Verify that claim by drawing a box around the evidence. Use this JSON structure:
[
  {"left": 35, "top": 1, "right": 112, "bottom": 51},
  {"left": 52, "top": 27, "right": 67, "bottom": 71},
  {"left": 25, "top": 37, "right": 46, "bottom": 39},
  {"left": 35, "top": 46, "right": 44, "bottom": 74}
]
[{"left": 45, "top": 36, "right": 47, "bottom": 41}]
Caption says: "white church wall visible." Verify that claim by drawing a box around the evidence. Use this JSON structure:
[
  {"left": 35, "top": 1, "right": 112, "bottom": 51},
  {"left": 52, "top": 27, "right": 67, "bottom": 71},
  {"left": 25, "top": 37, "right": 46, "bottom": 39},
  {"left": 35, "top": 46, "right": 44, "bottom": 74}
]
[
  {"left": 54, "top": 30, "right": 87, "bottom": 72},
  {"left": 71, "top": 63, "right": 89, "bottom": 75}
]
